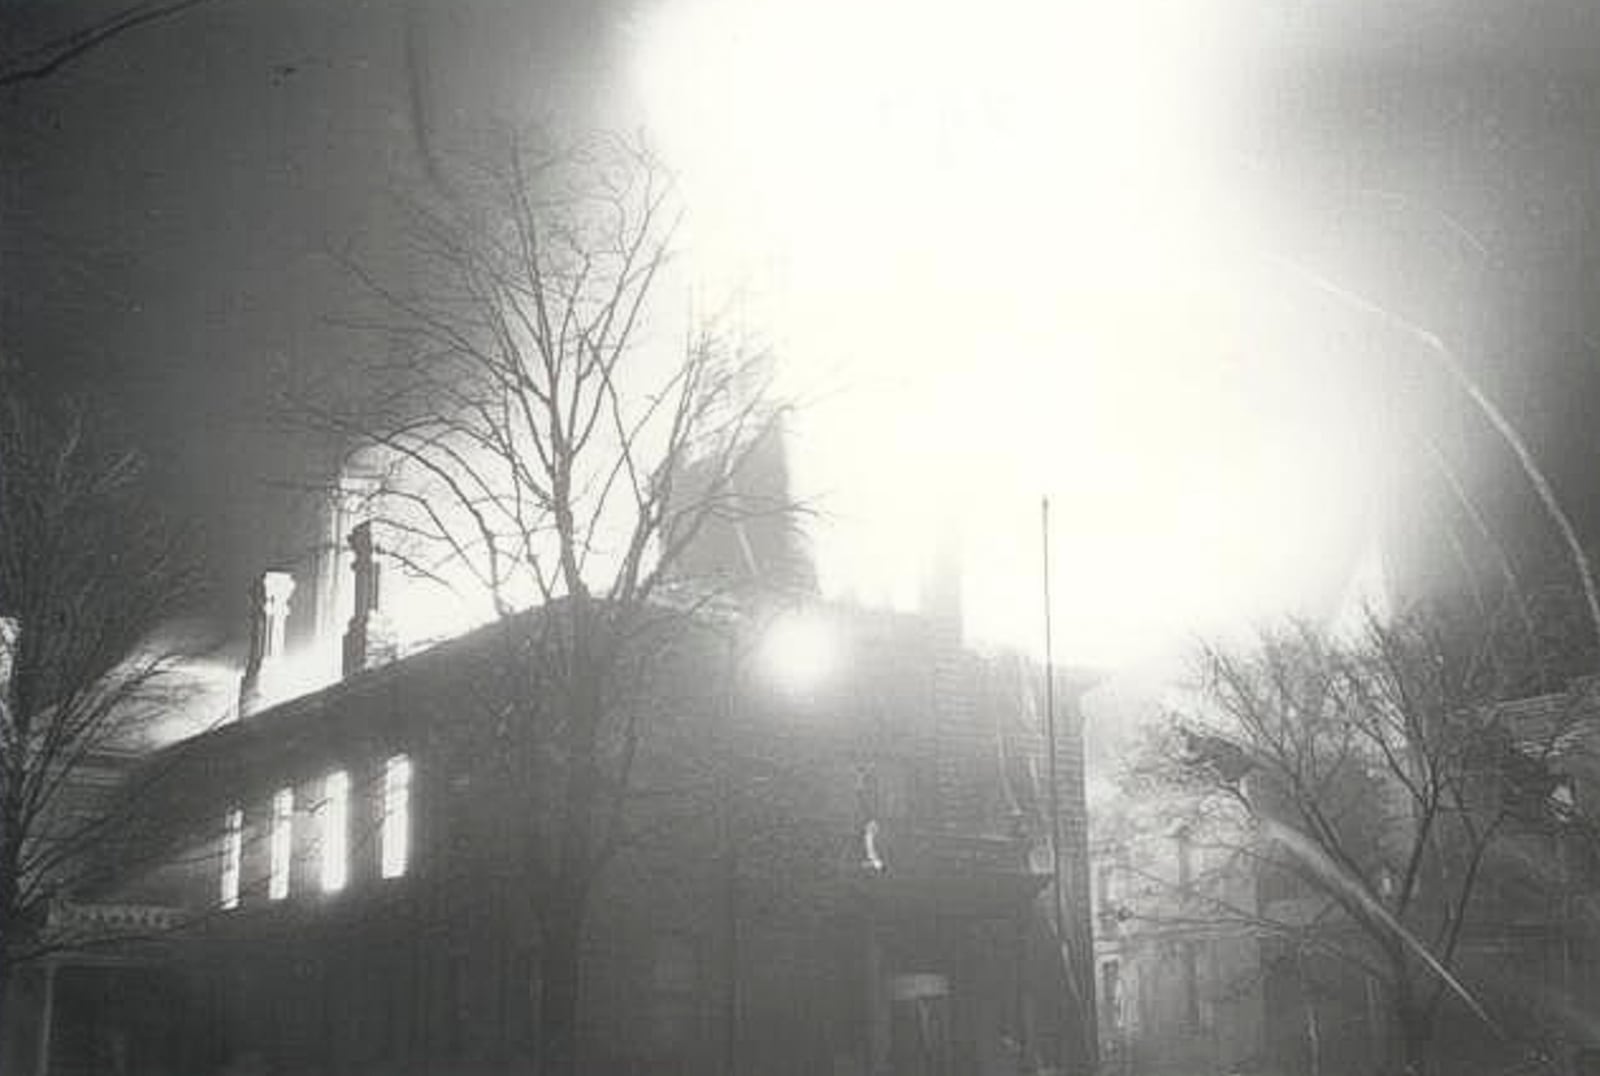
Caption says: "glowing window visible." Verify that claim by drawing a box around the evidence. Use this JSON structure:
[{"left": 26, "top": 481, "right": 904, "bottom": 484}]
[
  {"left": 269, "top": 787, "right": 293, "bottom": 900},
  {"left": 321, "top": 770, "right": 350, "bottom": 893},
  {"left": 381, "top": 754, "right": 411, "bottom": 879},
  {"left": 220, "top": 807, "right": 243, "bottom": 910}
]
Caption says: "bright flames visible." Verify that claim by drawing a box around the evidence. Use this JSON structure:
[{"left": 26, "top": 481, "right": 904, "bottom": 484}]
[{"left": 624, "top": 0, "right": 1384, "bottom": 667}]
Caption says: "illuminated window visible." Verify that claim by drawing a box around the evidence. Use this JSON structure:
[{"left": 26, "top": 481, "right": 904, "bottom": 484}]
[
  {"left": 381, "top": 754, "right": 411, "bottom": 879},
  {"left": 321, "top": 770, "right": 350, "bottom": 893},
  {"left": 269, "top": 787, "right": 293, "bottom": 900},
  {"left": 220, "top": 807, "right": 243, "bottom": 910}
]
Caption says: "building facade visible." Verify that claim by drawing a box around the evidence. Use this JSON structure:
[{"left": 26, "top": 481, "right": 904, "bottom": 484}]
[
  {"left": 1091, "top": 678, "right": 1600, "bottom": 1076},
  {"left": 8, "top": 573, "right": 1097, "bottom": 1076}
]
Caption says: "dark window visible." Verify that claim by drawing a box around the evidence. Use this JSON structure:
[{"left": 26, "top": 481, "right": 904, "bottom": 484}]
[
  {"left": 1181, "top": 941, "right": 1200, "bottom": 1031},
  {"left": 1097, "top": 863, "right": 1117, "bottom": 907},
  {"left": 651, "top": 935, "right": 699, "bottom": 1050},
  {"left": 1257, "top": 860, "right": 1307, "bottom": 905},
  {"left": 439, "top": 952, "right": 469, "bottom": 1057},
  {"left": 507, "top": 947, "right": 538, "bottom": 1053}
]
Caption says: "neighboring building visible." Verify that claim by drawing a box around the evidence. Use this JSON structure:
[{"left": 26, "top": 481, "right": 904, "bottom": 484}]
[
  {"left": 1092, "top": 678, "right": 1600, "bottom": 1076},
  {"left": 0, "top": 741, "right": 185, "bottom": 1076},
  {"left": 4, "top": 551, "right": 1097, "bottom": 1076},
  {"left": 1091, "top": 806, "right": 1267, "bottom": 1076}
]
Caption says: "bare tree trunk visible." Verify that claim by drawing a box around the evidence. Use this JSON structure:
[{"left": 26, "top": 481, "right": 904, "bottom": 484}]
[
  {"left": 1390, "top": 973, "right": 1434, "bottom": 1076},
  {"left": 1401, "top": 1013, "right": 1431, "bottom": 1076},
  {"left": 539, "top": 907, "right": 584, "bottom": 1076},
  {"left": 0, "top": 955, "right": 11, "bottom": 1076},
  {"left": 538, "top": 645, "right": 604, "bottom": 1076},
  {"left": 0, "top": 840, "right": 17, "bottom": 1076},
  {"left": 1298, "top": 951, "right": 1322, "bottom": 1076}
]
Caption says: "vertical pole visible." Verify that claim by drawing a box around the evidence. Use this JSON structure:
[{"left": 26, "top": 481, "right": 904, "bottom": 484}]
[
  {"left": 1042, "top": 498, "right": 1061, "bottom": 920},
  {"left": 720, "top": 632, "right": 741, "bottom": 1076},
  {"left": 1042, "top": 497, "right": 1090, "bottom": 1074},
  {"left": 1560, "top": 830, "right": 1574, "bottom": 1067},
  {"left": 35, "top": 959, "right": 57, "bottom": 1076}
]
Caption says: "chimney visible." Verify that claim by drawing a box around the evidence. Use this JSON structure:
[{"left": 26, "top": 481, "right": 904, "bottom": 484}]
[
  {"left": 342, "top": 521, "right": 396, "bottom": 676},
  {"left": 240, "top": 570, "right": 295, "bottom": 715}
]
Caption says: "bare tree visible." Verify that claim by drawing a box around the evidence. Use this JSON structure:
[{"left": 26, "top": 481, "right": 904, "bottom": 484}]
[
  {"left": 292, "top": 131, "right": 796, "bottom": 1076},
  {"left": 0, "top": 1, "right": 223, "bottom": 89},
  {"left": 0, "top": 380, "right": 202, "bottom": 1050},
  {"left": 1124, "top": 612, "right": 1578, "bottom": 1076}
]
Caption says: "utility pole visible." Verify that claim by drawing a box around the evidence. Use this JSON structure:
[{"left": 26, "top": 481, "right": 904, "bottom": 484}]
[
  {"left": 1042, "top": 497, "right": 1095, "bottom": 1074},
  {"left": 718, "top": 629, "right": 742, "bottom": 1076}
]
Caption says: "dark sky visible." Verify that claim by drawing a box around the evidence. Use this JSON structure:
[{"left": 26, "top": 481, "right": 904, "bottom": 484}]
[
  {"left": 6, "top": 0, "right": 1600, "bottom": 637},
  {"left": 1240, "top": 5, "right": 1600, "bottom": 610},
  {"left": 2, "top": 0, "right": 632, "bottom": 618}
]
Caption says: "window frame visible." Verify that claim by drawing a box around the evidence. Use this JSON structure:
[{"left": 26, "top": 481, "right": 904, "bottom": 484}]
[
  {"left": 321, "top": 769, "right": 351, "bottom": 893},
  {"left": 381, "top": 754, "right": 412, "bottom": 880},
  {"left": 269, "top": 787, "right": 294, "bottom": 900},
  {"left": 220, "top": 806, "right": 243, "bottom": 909}
]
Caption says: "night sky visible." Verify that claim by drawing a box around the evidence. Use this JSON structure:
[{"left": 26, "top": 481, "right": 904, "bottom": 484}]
[
  {"left": 3, "top": 0, "right": 631, "bottom": 620},
  {"left": 6, "top": 0, "right": 1600, "bottom": 659}
]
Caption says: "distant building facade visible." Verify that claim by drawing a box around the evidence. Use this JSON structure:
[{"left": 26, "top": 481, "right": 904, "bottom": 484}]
[{"left": 1092, "top": 678, "right": 1600, "bottom": 1076}]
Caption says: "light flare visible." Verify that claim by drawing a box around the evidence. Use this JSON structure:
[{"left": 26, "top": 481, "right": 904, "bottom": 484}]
[
  {"left": 758, "top": 611, "right": 836, "bottom": 696},
  {"left": 627, "top": 0, "right": 1376, "bottom": 666}
]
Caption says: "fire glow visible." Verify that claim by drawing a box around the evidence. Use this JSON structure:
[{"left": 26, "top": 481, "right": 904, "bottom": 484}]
[{"left": 625, "top": 0, "right": 1386, "bottom": 666}]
